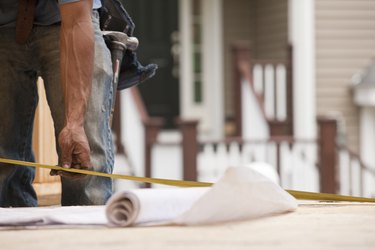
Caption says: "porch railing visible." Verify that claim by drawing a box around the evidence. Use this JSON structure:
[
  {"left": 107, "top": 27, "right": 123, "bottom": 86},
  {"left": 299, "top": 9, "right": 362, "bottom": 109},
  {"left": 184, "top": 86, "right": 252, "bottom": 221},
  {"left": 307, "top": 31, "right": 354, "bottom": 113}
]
[
  {"left": 232, "top": 43, "right": 294, "bottom": 137},
  {"left": 337, "top": 144, "right": 375, "bottom": 197},
  {"left": 168, "top": 118, "right": 375, "bottom": 196},
  {"left": 197, "top": 136, "right": 319, "bottom": 191}
]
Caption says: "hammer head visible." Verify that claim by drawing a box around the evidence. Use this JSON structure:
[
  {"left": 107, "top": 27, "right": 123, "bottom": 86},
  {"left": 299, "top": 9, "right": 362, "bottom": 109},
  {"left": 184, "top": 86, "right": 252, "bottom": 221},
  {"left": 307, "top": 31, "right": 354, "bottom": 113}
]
[{"left": 102, "top": 31, "right": 139, "bottom": 51}]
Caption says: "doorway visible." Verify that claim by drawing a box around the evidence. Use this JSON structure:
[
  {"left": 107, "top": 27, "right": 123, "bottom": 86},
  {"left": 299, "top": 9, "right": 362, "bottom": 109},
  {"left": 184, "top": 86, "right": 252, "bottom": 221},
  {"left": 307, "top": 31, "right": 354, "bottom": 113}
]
[{"left": 122, "top": 0, "right": 180, "bottom": 128}]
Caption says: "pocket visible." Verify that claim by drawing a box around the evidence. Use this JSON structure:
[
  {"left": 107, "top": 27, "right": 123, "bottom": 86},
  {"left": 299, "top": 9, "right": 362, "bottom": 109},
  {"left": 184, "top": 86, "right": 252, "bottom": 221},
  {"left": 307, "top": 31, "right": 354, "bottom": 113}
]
[{"left": 91, "top": 10, "right": 100, "bottom": 26}]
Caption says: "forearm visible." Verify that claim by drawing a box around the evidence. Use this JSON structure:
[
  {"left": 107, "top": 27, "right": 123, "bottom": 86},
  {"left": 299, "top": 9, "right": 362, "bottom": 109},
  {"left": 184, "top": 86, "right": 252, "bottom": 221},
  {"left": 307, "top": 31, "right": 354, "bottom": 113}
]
[{"left": 59, "top": 0, "right": 94, "bottom": 127}]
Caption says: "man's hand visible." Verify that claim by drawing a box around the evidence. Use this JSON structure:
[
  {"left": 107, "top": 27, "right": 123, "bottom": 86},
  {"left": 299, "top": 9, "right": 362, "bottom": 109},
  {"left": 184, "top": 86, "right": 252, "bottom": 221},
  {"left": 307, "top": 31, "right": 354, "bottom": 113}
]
[{"left": 51, "top": 126, "right": 92, "bottom": 179}]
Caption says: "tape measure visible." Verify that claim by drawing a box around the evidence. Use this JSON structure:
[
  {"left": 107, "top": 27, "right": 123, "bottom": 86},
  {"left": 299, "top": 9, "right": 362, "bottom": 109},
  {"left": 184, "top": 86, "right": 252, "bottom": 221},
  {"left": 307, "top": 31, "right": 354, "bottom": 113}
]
[{"left": 1, "top": 157, "right": 375, "bottom": 203}]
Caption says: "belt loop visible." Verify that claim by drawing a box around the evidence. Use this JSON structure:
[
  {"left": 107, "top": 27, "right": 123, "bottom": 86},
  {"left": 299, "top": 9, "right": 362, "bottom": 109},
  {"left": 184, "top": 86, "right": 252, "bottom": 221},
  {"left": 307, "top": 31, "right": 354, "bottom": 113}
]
[{"left": 15, "top": 0, "right": 37, "bottom": 44}]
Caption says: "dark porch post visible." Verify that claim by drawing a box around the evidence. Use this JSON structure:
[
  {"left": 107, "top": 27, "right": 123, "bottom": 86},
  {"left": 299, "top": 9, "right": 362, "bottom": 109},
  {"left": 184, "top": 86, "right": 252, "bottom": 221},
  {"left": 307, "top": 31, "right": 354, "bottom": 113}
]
[
  {"left": 177, "top": 120, "right": 199, "bottom": 181},
  {"left": 231, "top": 43, "right": 252, "bottom": 138},
  {"left": 318, "top": 117, "right": 338, "bottom": 193},
  {"left": 144, "top": 118, "right": 164, "bottom": 188}
]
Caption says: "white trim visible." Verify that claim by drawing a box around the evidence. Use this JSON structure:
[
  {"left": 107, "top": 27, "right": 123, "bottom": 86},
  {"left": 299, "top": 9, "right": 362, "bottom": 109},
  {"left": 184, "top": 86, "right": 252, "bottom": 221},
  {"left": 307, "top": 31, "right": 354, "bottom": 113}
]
[
  {"left": 179, "top": 0, "right": 224, "bottom": 140},
  {"left": 202, "top": 0, "right": 224, "bottom": 139},
  {"left": 179, "top": 0, "right": 193, "bottom": 123},
  {"left": 359, "top": 108, "right": 375, "bottom": 197},
  {"left": 118, "top": 91, "right": 145, "bottom": 177},
  {"left": 354, "top": 88, "right": 375, "bottom": 107},
  {"left": 289, "top": 0, "right": 316, "bottom": 139},
  {"left": 359, "top": 108, "right": 375, "bottom": 169}
]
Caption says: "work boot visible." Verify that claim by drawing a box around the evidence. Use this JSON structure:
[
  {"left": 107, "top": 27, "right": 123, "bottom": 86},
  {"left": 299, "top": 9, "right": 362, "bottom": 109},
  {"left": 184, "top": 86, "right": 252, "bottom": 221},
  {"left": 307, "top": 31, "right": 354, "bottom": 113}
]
[{"left": 117, "top": 50, "right": 158, "bottom": 90}]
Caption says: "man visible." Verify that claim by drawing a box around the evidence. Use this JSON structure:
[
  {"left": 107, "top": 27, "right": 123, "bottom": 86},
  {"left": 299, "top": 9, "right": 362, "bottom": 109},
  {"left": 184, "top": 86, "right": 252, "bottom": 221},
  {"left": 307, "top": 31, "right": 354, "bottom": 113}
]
[{"left": 0, "top": 0, "right": 114, "bottom": 206}]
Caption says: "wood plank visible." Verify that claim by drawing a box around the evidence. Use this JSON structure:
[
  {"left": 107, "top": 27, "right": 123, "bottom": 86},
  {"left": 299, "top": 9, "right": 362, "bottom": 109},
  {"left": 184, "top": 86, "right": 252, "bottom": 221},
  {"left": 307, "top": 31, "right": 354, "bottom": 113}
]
[
  {"left": 0, "top": 202, "right": 374, "bottom": 250},
  {"left": 32, "top": 78, "right": 61, "bottom": 201}
]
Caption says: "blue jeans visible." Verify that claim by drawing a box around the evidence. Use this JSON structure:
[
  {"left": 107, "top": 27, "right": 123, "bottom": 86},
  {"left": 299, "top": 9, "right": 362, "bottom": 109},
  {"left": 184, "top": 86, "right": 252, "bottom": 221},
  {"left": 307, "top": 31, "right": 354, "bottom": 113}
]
[{"left": 0, "top": 11, "right": 114, "bottom": 207}]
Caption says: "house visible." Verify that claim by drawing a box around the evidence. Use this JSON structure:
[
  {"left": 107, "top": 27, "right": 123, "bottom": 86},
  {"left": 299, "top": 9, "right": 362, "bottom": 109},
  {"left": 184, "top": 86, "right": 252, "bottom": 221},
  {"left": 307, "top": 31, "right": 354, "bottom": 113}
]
[{"left": 114, "top": 0, "right": 375, "bottom": 195}]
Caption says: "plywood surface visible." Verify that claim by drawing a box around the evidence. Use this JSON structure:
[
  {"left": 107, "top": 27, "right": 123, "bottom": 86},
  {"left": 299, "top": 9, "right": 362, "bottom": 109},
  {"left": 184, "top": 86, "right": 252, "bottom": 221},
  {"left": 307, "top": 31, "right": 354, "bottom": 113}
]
[{"left": 1, "top": 202, "right": 374, "bottom": 250}]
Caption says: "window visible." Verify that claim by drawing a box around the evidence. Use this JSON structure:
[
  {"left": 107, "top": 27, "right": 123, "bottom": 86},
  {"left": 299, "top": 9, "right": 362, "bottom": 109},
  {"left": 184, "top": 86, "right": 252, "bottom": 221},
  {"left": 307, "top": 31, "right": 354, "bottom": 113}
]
[{"left": 192, "top": 0, "right": 203, "bottom": 104}]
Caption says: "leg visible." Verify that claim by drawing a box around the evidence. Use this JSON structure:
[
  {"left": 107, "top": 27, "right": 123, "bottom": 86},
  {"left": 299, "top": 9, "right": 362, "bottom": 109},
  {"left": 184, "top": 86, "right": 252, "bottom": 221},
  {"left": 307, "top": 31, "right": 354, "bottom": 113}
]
[
  {"left": 34, "top": 24, "right": 65, "bottom": 160},
  {"left": 0, "top": 28, "right": 39, "bottom": 207},
  {"left": 60, "top": 10, "right": 114, "bottom": 205}
]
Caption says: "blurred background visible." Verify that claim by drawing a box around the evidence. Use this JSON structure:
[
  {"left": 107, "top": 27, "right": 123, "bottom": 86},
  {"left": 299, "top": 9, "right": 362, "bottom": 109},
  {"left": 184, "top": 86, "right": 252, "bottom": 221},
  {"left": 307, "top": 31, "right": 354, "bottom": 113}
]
[{"left": 33, "top": 0, "right": 375, "bottom": 205}]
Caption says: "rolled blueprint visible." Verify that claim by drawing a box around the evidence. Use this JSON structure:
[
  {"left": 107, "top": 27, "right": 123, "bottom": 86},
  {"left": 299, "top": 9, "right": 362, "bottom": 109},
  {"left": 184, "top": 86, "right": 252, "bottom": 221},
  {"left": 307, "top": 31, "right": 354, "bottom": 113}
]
[
  {"left": 105, "top": 187, "right": 209, "bottom": 227},
  {"left": 106, "top": 167, "right": 298, "bottom": 227}
]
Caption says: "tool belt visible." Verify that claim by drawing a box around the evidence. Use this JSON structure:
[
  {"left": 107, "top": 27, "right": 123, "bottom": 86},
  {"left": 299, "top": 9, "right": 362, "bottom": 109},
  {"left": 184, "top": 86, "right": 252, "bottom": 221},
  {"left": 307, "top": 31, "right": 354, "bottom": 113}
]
[
  {"left": 99, "top": 0, "right": 142, "bottom": 90},
  {"left": 99, "top": 0, "right": 135, "bottom": 36}
]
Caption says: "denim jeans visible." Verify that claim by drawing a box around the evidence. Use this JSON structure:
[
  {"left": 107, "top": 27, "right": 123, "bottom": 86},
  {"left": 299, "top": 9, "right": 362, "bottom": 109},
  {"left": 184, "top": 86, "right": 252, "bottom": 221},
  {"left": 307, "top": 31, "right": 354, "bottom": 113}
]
[{"left": 0, "top": 10, "right": 114, "bottom": 207}]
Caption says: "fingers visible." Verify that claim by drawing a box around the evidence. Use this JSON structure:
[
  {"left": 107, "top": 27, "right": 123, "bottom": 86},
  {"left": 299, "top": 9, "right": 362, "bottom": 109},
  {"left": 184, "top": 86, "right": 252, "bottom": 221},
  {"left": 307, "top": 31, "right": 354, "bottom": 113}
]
[
  {"left": 50, "top": 169, "right": 83, "bottom": 179},
  {"left": 50, "top": 169, "right": 58, "bottom": 176},
  {"left": 56, "top": 170, "right": 86, "bottom": 180},
  {"left": 57, "top": 126, "right": 93, "bottom": 179},
  {"left": 51, "top": 151, "right": 93, "bottom": 179},
  {"left": 74, "top": 147, "right": 92, "bottom": 171},
  {"left": 50, "top": 163, "right": 90, "bottom": 180},
  {"left": 58, "top": 129, "right": 73, "bottom": 169},
  {"left": 49, "top": 164, "right": 86, "bottom": 179},
  {"left": 56, "top": 153, "right": 93, "bottom": 180},
  {"left": 50, "top": 164, "right": 90, "bottom": 179}
]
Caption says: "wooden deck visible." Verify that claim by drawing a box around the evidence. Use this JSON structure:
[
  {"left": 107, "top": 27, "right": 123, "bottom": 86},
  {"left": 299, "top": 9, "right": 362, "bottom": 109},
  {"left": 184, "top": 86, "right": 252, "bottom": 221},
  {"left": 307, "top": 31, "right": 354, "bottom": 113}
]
[{"left": 1, "top": 202, "right": 374, "bottom": 250}]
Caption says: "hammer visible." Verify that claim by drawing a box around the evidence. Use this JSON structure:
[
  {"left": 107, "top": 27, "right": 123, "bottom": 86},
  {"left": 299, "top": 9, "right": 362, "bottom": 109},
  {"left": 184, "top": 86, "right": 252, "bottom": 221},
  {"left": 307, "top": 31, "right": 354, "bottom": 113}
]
[
  {"left": 102, "top": 31, "right": 139, "bottom": 125},
  {"left": 102, "top": 31, "right": 139, "bottom": 91}
]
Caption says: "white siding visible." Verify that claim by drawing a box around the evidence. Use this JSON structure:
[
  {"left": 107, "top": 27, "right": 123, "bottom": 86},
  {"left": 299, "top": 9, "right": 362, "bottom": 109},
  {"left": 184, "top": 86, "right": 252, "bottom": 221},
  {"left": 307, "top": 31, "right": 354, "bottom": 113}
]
[
  {"left": 255, "top": 0, "right": 289, "bottom": 59},
  {"left": 222, "top": 0, "right": 288, "bottom": 120},
  {"left": 315, "top": 0, "right": 375, "bottom": 150},
  {"left": 223, "top": 0, "right": 255, "bottom": 119}
]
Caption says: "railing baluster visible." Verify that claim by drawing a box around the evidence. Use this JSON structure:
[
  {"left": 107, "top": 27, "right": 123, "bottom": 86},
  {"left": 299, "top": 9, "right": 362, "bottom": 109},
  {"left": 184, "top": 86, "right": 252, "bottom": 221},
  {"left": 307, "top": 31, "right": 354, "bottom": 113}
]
[
  {"left": 360, "top": 165, "right": 364, "bottom": 197},
  {"left": 276, "top": 64, "right": 287, "bottom": 121},
  {"left": 349, "top": 157, "right": 353, "bottom": 196},
  {"left": 273, "top": 64, "right": 278, "bottom": 119},
  {"left": 276, "top": 142, "right": 282, "bottom": 186},
  {"left": 265, "top": 64, "right": 275, "bottom": 119}
]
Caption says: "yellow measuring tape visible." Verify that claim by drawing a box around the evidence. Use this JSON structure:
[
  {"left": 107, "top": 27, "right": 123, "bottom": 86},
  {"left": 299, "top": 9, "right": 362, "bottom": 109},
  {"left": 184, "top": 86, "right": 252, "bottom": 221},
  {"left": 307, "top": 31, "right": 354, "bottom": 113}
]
[{"left": 1, "top": 157, "right": 375, "bottom": 203}]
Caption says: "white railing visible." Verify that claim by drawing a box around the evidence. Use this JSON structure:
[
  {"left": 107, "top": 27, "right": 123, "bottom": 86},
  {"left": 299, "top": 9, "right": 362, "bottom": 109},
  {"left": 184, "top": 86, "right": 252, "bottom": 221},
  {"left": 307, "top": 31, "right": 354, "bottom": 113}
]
[
  {"left": 252, "top": 63, "right": 287, "bottom": 121},
  {"left": 242, "top": 77, "right": 270, "bottom": 140},
  {"left": 338, "top": 147, "right": 375, "bottom": 197},
  {"left": 197, "top": 139, "right": 319, "bottom": 192}
]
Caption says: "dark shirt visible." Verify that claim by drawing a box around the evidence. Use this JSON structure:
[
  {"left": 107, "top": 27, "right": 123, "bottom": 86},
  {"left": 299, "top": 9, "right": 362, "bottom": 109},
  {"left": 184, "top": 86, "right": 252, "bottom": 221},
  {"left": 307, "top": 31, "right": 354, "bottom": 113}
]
[{"left": 0, "top": 0, "right": 102, "bottom": 27}]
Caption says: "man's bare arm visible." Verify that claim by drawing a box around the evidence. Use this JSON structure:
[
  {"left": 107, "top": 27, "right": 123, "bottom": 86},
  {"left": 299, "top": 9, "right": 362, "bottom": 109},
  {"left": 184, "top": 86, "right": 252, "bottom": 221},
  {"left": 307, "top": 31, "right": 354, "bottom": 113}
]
[{"left": 58, "top": 0, "right": 94, "bottom": 173}]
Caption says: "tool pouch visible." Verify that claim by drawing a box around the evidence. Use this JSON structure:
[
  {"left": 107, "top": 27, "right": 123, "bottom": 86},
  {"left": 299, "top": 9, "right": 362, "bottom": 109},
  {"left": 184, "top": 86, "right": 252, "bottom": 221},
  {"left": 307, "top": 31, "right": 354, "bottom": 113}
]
[
  {"left": 99, "top": 0, "right": 135, "bottom": 36},
  {"left": 99, "top": 0, "right": 137, "bottom": 85}
]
